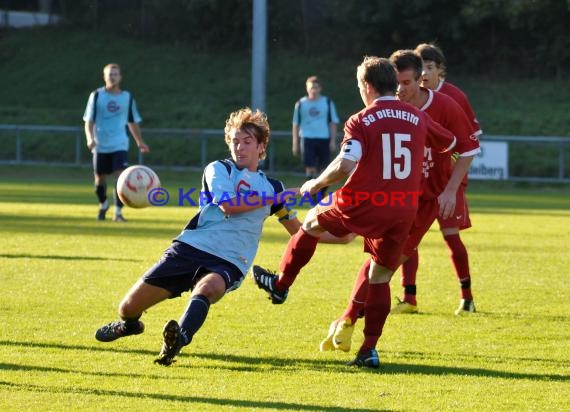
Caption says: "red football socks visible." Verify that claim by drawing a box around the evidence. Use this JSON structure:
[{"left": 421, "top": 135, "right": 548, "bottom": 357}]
[
  {"left": 360, "top": 282, "right": 391, "bottom": 353},
  {"left": 401, "top": 249, "right": 418, "bottom": 305},
  {"left": 340, "top": 259, "right": 370, "bottom": 324},
  {"left": 276, "top": 229, "right": 319, "bottom": 291},
  {"left": 444, "top": 234, "right": 473, "bottom": 300}
]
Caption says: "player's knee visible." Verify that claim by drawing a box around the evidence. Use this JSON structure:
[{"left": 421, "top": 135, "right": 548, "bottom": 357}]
[
  {"left": 193, "top": 279, "right": 225, "bottom": 303},
  {"left": 301, "top": 208, "right": 323, "bottom": 234},
  {"left": 118, "top": 303, "right": 135, "bottom": 319},
  {"left": 368, "top": 261, "right": 394, "bottom": 283},
  {"left": 118, "top": 297, "right": 140, "bottom": 319},
  {"left": 370, "top": 272, "right": 392, "bottom": 283}
]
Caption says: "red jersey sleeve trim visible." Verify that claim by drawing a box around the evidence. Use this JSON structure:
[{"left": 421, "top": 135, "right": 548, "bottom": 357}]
[
  {"left": 443, "top": 136, "right": 457, "bottom": 153},
  {"left": 458, "top": 147, "right": 481, "bottom": 157}
]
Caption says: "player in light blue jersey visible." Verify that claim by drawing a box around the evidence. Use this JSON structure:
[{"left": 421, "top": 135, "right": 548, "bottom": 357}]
[
  {"left": 292, "top": 76, "right": 340, "bottom": 202},
  {"left": 94, "top": 107, "right": 351, "bottom": 366},
  {"left": 83, "top": 63, "right": 150, "bottom": 222}
]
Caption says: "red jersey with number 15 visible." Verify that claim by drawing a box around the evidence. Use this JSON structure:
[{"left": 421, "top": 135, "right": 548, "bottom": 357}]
[
  {"left": 421, "top": 89, "right": 480, "bottom": 199},
  {"left": 336, "top": 96, "right": 455, "bottom": 237}
]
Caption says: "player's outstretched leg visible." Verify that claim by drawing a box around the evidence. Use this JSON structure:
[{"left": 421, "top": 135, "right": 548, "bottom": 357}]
[
  {"left": 95, "top": 319, "right": 145, "bottom": 342},
  {"left": 252, "top": 265, "right": 289, "bottom": 304},
  {"left": 154, "top": 320, "right": 184, "bottom": 366}
]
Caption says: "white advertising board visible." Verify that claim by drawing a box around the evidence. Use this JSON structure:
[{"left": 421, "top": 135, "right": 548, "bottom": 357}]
[{"left": 468, "top": 141, "right": 508, "bottom": 180}]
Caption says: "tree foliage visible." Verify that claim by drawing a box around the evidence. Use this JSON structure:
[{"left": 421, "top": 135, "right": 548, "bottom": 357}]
[{"left": 54, "top": 0, "right": 569, "bottom": 78}]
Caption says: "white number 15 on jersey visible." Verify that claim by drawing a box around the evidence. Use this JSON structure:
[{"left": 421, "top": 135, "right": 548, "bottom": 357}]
[{"left": 382, "top": 133, "right": 412, "bottom": 180}]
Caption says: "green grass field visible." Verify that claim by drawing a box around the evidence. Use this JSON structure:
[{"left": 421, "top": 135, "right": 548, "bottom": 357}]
[{"left": 1, "top": 167, "right": 569, "bottom": 411}]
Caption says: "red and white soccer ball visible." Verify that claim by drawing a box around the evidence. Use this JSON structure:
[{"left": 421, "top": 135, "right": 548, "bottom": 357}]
[{"left": 117, "top": 165, "right": 161, "bottom": 208}]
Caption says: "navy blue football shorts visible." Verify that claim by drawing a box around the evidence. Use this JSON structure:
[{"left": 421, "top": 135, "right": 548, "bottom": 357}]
[
  {"left": 302, "top": 138, "right": 330, "bottom": 169},
  {"left": 93, "top": 150, "right": 128, "bottom": 175},
  {"left": 142, "top": 240, "right": 244, "bottom": 298}
]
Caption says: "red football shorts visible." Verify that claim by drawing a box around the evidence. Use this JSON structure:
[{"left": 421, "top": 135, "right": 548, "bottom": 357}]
[{"left": 315, "top": 202, "right": 415, "bottom": 271}]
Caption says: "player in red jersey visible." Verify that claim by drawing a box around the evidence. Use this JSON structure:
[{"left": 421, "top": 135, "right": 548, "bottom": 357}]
[
  {"left": 318, "top": 50, "right": 480, "bottom": 355},
  {"left": 252, "top": 56, "right": 456, "bottom": 368},
  {"left": 415, "top": 43, "right": 481, "bottom": 139},
  {"left": 390, "top": 43, "right": 483, "bottom": 315}
]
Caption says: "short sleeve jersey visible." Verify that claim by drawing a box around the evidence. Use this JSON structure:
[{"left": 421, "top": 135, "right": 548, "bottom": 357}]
[
  {"left": 421, "top": 89, "right": 481, "bottom": 199},
  {"left": 176, "top": 160, "right": 285, "bottom": 275},
  {"left": 337, "top": 97, "right": 453, "bottom": 237},
  {"left": 292, "top": 96, "right": 340, "bottom": 139},
  {"left": 436, "top": 80, "right": 482, "bottom": 137},
  {"left": 83, "top": 88, "right": 142, "bottom": 153}
]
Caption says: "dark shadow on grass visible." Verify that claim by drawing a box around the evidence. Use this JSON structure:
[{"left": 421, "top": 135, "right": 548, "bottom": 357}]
[
  {"left": 0, "top": 253, "right": 139, "bottom": 262},
  {"left": 1, "top": 340, "right": 567, "bottom": 382},
  {"left": 0, "top": 214, "right": 179, "bottom": 238},
  {"left": 188, "top": 352, "right": 570, "bottom": 381},
  {"left": 0, "top": 380, "right": 385, "bottom": 412},
  {"left": 0, "top": 340, "right": 349, "bottom": 373},
  {"left": 0, "top": 362, "right": 170, "bottom": 380}
]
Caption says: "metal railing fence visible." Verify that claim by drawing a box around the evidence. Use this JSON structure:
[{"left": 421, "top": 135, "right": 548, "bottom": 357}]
[{"left": 0, "top": 124, "right": 568, "bottom": 183}]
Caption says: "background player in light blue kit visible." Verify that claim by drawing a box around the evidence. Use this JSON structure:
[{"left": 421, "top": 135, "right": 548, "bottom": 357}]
[
  {"left": 83, "top": 63, "right": 150, "bottom": 222},
  {"left": 292, "top": 76, "right": 339, "bottom": 201}
]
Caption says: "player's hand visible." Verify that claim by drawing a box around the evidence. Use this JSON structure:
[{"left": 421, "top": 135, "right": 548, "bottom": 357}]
[
  {"left": 292, "top": 142, "right": 299, "bottom": 157},
  {"left": 300, "top": 179, "right": 319, "bottom": 196},
  {"left": 138, "top": 143, "right": 150, "bottom": 153},
  {"left": 437, "top": 189, "right": 456, "bottom": 219}
]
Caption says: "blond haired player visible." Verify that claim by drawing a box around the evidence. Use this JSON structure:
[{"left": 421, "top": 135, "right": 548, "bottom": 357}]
[{"left": 95, "top": 108, "right": 349, "bottom": 366}]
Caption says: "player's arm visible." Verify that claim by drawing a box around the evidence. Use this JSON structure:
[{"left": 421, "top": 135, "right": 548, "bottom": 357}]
[
  {"left": 438, "top": 155, "right": 474, "bottom": 219},
  {"left": 301, "top": 139, "right": 359, "bottom": 195},
  {"left": 292, "top": 124, "right": 300, "bottom": 156},
  {"left": 437, "top": 105, "right": 481, "bottom": 219},
  {"left": 292, "top": 101, "right": 301, "bottom": 157},
  {"left": 84, "top": 121, "right": 96, "bottom": 150},
  {"left": 127, "top": 122, "right": 150, "bottom": 153},
  {"left": 329, "top": 122, "right": 338, "bottom": 153},
  {"left": 83, "top": 92, "right": 97, "bottom": 150}
]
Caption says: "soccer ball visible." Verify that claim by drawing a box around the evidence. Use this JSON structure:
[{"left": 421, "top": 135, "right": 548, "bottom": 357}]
[{"left": 117, "top": 165, "right": 161, "bottom": 208}]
